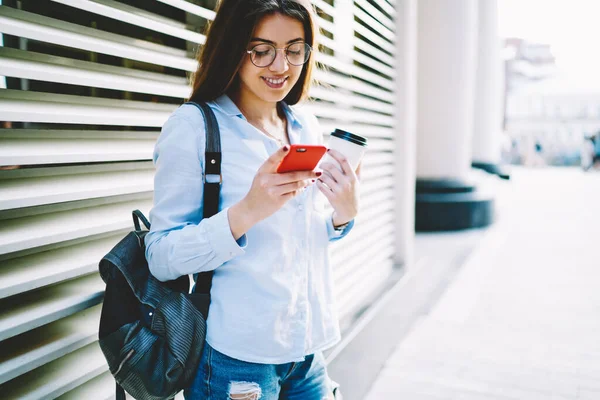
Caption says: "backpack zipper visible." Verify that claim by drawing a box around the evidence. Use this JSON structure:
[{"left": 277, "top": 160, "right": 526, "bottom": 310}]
[{"left": 115, "top": 349, "right": 135, "bottom": 376}]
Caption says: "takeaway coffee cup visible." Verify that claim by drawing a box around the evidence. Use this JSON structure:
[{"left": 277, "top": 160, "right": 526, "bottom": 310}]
[{"left": 321, "top": 129, "right": 368, "bottom": 172}]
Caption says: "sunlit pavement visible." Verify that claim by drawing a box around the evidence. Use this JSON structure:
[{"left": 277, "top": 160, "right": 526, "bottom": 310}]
[{"left": 365, "top": 167, "right": 600, "bottom": 399}]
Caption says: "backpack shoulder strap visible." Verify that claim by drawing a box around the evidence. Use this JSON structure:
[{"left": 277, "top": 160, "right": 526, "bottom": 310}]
[
  {"left": 183, "top": 101, "right": 222, "bottom": 294},
  {"left": 185, "top": 101, "right": 222, "bottom": 219}
]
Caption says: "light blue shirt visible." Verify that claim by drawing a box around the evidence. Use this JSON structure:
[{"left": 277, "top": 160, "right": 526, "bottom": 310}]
[{"left": 145, "top": 94, "right": 354, "bottom": 364}]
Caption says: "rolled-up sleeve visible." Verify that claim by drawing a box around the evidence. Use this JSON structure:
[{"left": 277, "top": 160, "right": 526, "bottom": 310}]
[{"left": 145, "top": 113, "right": 246, "bottom": 282}]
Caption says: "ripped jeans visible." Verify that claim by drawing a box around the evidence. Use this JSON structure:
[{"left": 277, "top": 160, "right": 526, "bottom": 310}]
[{"left": 184, "top": 341, "right": 340, "bottom": 400}]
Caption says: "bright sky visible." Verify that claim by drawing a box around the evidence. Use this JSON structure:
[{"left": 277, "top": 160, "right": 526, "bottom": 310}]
[{"left": 499, "top": 0, "right": 600, "bottom": 83}]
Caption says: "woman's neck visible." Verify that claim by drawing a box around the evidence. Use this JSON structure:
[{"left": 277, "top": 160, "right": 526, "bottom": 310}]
[{"left": 230, "top": 90, "right": 282, "bottom": 124}]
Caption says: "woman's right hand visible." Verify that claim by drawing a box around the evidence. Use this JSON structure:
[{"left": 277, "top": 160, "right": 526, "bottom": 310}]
[{"left": 228, "top": 145, "right": 321, "bottom": 239}]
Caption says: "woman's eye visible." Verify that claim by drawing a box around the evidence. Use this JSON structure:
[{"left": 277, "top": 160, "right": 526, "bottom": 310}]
[{"left": 255, "top": 50, "right": 270, "bottom": 56}]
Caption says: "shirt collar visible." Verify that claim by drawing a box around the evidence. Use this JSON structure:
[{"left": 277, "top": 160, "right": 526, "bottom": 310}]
[{"left": 213, "top": 94, "right": 304, "bottom": 130}]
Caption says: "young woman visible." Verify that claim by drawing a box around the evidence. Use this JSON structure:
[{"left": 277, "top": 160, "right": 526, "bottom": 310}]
[{"left": 145, "top": 0, "right": 360, "bottom": 398}]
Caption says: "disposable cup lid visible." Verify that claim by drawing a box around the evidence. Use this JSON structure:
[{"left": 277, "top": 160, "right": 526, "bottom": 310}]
[{"left": 331, "top": 129, "right": 368, "bottom": 147}]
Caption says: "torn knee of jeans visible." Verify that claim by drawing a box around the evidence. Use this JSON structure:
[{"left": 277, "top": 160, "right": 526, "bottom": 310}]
[{"left": 228, "top": 381, "right": 262, "bottom": 400}]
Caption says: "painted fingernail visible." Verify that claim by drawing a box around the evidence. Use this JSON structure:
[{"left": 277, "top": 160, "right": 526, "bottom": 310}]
[
  {"left": 283, "top": 145, "right": 289, "bottom": 152},
  {"left": 316, "top": 171, "right": 322, "bottom": 177},
  {"left": 312, "top": 179, "right": 316, "bottom": 183}
]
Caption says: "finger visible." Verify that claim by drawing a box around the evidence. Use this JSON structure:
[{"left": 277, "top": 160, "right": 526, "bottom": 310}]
[
  {"left": 321, "top": 162, "right": 346, "bottom": 185},
  {"left": 355, "top": 162, "right": 362, "bottom": 180},
  {"left": 316, "top": 180, "right": 334, "bottom": 200},
  {"left": 275, "top": 170, "right": 320, "bottom": 185},
  {"left": 327, "top": 149, "right": 356, "bottom": 179},
  {"left": 260, "top": 145, "right": 290, "bottom": 173},
  {"left": 274, "top": 179, "right": 311, "bottom": 196},
  {"left": 317, "top": 173, "right": 339, "bottom": 193}
]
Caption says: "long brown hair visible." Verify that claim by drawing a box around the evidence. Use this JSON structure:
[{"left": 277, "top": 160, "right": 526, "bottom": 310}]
[{"left": 188, "top": 0, "right": 317, "bottom": 105}]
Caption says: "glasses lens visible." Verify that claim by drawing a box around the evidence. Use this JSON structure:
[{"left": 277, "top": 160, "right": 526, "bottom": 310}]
[
  {"left": 286, "top": 42, "right": 310, "bottom": 65},
  {"left": 251, "top": 44, "right": 276, "bottom": 67}
]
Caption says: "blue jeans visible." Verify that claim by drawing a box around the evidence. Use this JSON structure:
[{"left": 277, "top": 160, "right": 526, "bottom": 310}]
[{"left": 184, "top": 342, "right": 338, "bottom": 399}]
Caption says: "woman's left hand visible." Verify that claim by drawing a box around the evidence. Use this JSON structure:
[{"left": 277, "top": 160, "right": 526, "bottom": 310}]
[{"left": 316, "top": 149, "right": 361, "bottom": 227}]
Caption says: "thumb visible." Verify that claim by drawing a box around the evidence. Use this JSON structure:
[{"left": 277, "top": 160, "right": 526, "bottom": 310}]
[{"left": 261, "top": 145, "right": 290, "bottom": 172}]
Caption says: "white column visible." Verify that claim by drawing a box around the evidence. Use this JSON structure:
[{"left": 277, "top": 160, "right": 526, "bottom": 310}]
[
  {"left": 394, "top": 0, "right": 418, "bottom": 267},
  {"left": 472, "top": 0, "right": 504, "bottom": 165},
  {"left": 417, "top": 0, "right": 479, "bottom": 181}
]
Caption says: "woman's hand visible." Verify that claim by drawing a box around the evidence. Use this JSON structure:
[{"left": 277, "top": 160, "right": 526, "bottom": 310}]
[
  {"left": 316, "top": 149, "right": 361, "bottom": 227},
  {"left": 228, "top": 146, "right": 320, "bottom": 239}
]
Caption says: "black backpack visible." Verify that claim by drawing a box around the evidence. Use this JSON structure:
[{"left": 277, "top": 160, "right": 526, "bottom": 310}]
[{"left": 98, "top": 102, "right": 221, "bottom": 400}]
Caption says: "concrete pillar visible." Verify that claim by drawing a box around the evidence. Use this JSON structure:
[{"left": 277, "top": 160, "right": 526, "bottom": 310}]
[
  {"left": 417, "top": 0, "right": 478, "bottom": 181},
  {"left": 472, "top": 0, "right": 508, "bottom": 178},
  {"left": 394, "top": 0, "right": 418, "bottom": 267},
  {"left": 415, "top": 0, "right": 495, "bottom": 231}
]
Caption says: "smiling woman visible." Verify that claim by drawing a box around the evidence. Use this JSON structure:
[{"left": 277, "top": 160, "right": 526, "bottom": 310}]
[{"left": 144, "top": 0, "right": 359, "bottom": 399}]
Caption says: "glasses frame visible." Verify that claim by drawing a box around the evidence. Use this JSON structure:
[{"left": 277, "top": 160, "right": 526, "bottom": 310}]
[{"left": 245, "top": 42, "right": 312, "bottom": 68}]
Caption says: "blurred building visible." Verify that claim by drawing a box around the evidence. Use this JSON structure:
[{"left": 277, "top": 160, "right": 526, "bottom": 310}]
[{"left": 503, "top": 38, "right": 600, "bottom": 166}]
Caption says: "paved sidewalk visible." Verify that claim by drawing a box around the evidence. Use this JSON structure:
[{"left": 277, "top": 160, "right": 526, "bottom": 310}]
[{"left": 366, "top": 167, "right": 600, "bottom": 399}]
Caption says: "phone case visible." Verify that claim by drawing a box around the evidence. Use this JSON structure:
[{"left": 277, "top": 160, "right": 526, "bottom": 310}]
[{"left": 276, "top": 144, "right": 327, "bottom": 173}]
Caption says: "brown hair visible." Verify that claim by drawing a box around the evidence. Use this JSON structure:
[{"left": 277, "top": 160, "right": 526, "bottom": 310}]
[{"left": 188, "top": 0, "right": 317, "bottom": 105}]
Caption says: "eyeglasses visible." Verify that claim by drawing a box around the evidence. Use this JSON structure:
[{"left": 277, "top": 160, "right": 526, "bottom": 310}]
[{"left": 246, "top": 42, "right": 312, "bottom": 67}]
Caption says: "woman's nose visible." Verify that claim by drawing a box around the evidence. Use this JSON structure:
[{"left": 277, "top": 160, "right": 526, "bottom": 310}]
[{"left": 269, "top": 49, "right": 290, "bottom": 72}]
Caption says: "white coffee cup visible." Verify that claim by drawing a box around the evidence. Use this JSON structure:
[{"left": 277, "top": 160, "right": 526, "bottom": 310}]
[{"left": 320, "top": 129, "right": 368, "bottom": 172}]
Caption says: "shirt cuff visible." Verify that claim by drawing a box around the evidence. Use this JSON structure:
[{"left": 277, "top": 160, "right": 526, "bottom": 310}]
[
  {"left": 326, "top": 213, "right": 355, "bottom": 242},
  {"left": 203, "top": 207, "right": 247, "bottom": 263}
]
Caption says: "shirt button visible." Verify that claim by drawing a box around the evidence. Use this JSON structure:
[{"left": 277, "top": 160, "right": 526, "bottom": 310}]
[{"left": 298, "top": 205, "right": 304, "bottom": 211}]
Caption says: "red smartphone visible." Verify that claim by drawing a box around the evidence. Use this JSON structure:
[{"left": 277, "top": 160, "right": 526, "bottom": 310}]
[{"left": 276, "top": 144, "right": 327, "bottom": 173}]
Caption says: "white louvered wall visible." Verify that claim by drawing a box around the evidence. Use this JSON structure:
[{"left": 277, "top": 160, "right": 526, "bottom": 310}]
[{"left": 0, "top": 0, "right": 397, "bottom": 398}]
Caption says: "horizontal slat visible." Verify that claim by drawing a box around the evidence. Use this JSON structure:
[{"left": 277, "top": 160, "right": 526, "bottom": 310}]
[
  {"left": 358, "top": 164, "right": 394, "bottom": 181},
  {"left": 310, "top": 87, "right": 395, "bottom": 115},
  {"left": 371, "top": 0, "right": 396, "bottom": 18},
  {"left": 314, "top": 70, "right": 395, "bottom": 102},
  {"left": 0, "top": 6, "right": 197, "bottom": 71},
  {"left": 312, "top": 0, "right": 335, "bottom": 16},
  {"left": 0, "top": 169, "right": 153, "bottom": 210},
  {"left": 0, "top": 342, "right": 107, "bottom": 400},
  {"left": 335, "top": 240, "right": 394, "bottom": 298},
  {"left": 0, "top": 88, "right": 175, "bottom": 111},
  {"left": 0, "top": 199, "right": 152, "bottom": 255},
  {"left": 0, "top": 305, "right": 100, "bottom": 385},
  {"left": 318, "top": 35, "right": 396, "bottom": 78},
  {"left": 359, "top": 191, "right": 394, "bottom": 215},
  {"left": 0, "top": 235, "right": 123, "bottom": 299},
  {"left": 306, "top": 103, "right": 395, "bottom": 126},
  {"left": 0, "top": 274, "right": 104, "bottom": 341},
  {"left": 359, "top": 176, "right": 394, "bottom": 195},
  {"left": 0, "top": 137, "right": 155, "bottom": 166},
  {"left": 0, "top": 161, "right": 153, "bottom": 181},
  {"left": 355, "top": 0, "right": 395, "bottom": 31},
  {"left": 51, "top": 0, "right": 206, "bottom": 44},
  {"left": 0, "top": 47, "right": 190, "bottom": 98},
  {"left": 0, "top": 128, "right": 159, "bottom": 140},
  {"left": 353, "top": 20, "right": 396, "bottom": 54},
  {"left": 332, "top": 221, "right": 394, "bottom": 274},
  {"left": 337, "top": 255, "right": 394, "bottom": 320},
  {"left": 156, "top": 0, "right": 216, "bottom": 21},
  {"left": 316, "top": 52, "right": 393, "bottom": 89},
  {"left": 353, "top": 36, "right": 395, "bottom": 66},
  {"left": 316, "top": 14, "right": 335, "bottom": 36},
  {"left": 0, "top": 89, "right": 174, "bottom": 126},
  {"left": 56, "top": 371, "right": 114, "bottom": 400},
  {"left": 354, "top": 0, "right": 395, "bottom": 40}
]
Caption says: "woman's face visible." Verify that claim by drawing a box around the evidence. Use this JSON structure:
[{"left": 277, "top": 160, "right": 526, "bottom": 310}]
[{"left": 237, "top": 13, "right": 306, "bottom": 105}]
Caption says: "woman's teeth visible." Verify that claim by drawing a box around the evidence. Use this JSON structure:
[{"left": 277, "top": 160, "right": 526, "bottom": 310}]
[{"left": 264, "top": 77, "right": 286, "bottom": 84}]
